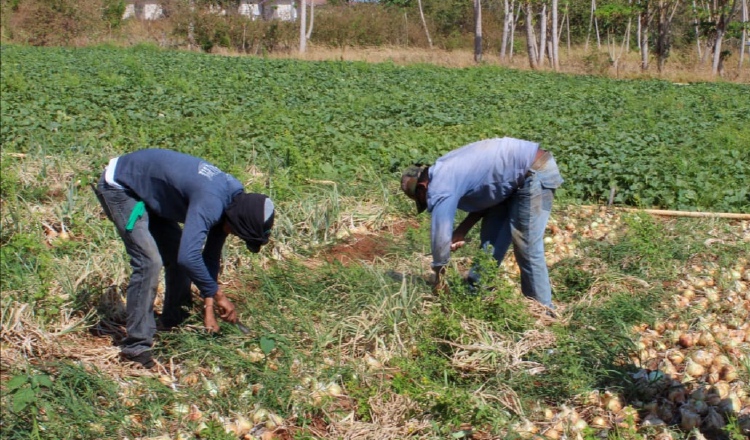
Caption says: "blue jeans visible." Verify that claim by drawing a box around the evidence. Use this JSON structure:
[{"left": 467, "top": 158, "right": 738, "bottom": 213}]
[
  {"left": 95, "top": 176, "right": 192, "bottom": 356},
  {"left": 467, "top": 153, "right": 563, "bottom": 307}
]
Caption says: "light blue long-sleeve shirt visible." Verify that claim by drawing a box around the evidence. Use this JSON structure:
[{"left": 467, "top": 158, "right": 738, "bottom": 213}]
[{"left": 427, "top": 137, "right": 540, "bottom": 267}]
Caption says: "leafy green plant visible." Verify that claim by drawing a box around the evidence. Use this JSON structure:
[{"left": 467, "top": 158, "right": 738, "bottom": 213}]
[{"left": 5, "top": 373, "right": 53, "bottom": 439}]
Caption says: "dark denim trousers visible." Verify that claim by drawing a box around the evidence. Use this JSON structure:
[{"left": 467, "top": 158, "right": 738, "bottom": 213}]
[
  {"left": 467, "top": 153, "right": 563, "bottom": 307},
  {"left": 95, "top": 176, "right": 192, "bottom": 356}
]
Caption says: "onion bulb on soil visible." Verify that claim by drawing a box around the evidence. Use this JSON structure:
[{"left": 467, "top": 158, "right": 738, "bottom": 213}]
[
  {"left": 591, "top": 416, "right": 609, "bottom": 428},
  {"left": 684, "top": 359, "right": 706, "bottom": 377},
  {"left": 679, "top": 407, "right": 701, "bottom": 431},
  {"left": 265, "top": 412, "right": 284, "bottom": 429}
]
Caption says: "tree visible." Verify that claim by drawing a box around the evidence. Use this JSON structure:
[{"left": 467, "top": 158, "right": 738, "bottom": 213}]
[
  {"left": 698, "top": 0, "right": 742, "bottom": 74},
  {"left": 586, "top": 0, "right": 602, "bottom": 50},
  {"left": 475, "top": 0, "right": 483, "bottom": 62},
  {"left": 307, "top": 0, "right": 315, "bottom": 39},
  {"left": 300, "top": 0, "right": 307, "bottom": 53},
  {"left": 551, "top": 0, "right": 560, "bottom": 69},
  {"left": 740, "top": 0, "right": 748, "bottom": 69},
  {"left": 655, "top": 0, "right": 681, "bottom": 72},
  {"left": 525, "top": 1, "right": 539, "bottom": 68},
  {"left": 417, "top": 0, "right": 434, "bottom": 48},
  {"left": 500, "top": 0, "right": 515, "bottom": 60}
]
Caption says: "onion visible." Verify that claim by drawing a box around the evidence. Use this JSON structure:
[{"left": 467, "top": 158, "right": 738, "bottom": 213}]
[
  {"left": 719, "top": 394, "right": 742, "bottom": 414},
  {"left": 697, "top": 331, "right": 715, "bottom": 346},
  {"left": 668, "top": 387, "right": 686, "bottom": 404},
  {"left": 678, "top": 332, "right": 695, "bottom": 348},
  {"left": 235, "top": 416, "right": 252, "bottom": 434},
  {"left": 572, "top": 419, "right": 588, "bottom": 432},
  {"left": 679, "top": 408, "right": 701, "bottom": 430},
  {"left": 513, "top": 419, "right": 538, "bottom": 438},
  {"left": 681, "top": 289, "right": 696, "bottom": 300},
  {"left": 194, "top": 422, "right": 208, "bottom": 435},
  {"left": 326, "top": 382, "right": 344, "bottom": 397},
  {"left": 667, "top": 350, "right": 685, "bottom": 365},
  {"left": 591, "top": 416, "right": 608, "bottom": 428},
  {"left": 690, "top": 398, "right": 708, "bottom": 416},
  {"left": 252, "top": 408, "right": 268, "bottom": 424},
  {"left": 690, "top": 387, "right": 707, "bottom": 401},
  {"left": 603, "top": 393, "right": 623, "bottom": 412},
  {"left": 641, "top": 413, "right": 665, "bottom": 427},
  {"left": 691, "top": 350, "right": 713, "bottom": 367},
  {"left": 654, "top": 431, "right": 675, "bottom": 440},
  {"left": 684, "top": 359, "right": 705, "bottom": 377},
  {"left": 265, "top": 413, "right": 283, "bottom": 429},
  {"left": 187, "top": 404, "right": 203, "bottom": 422},
  {"left": 721, "top": 365, "right": 738, "bottom": 382},
  {"left": 172, "top": 403, "right": 189, "bottom": 415},
  {"left": 704, "top": 407, "right": 726, "bottom": 430},
  {"left": 657, "top": 401, "right": 675, "bottom": 422},
  {"left": 712, "top": 382, "right": 731, "bottom": 399}
]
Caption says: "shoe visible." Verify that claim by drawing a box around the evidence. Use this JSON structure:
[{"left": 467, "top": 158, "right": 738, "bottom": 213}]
[
  {"left": 156, "top": 319, "right": 178, "bottom": 332},
  {"left": 544, "top": 305, "right": 558, "bottom": 319},
  {"left": 121, "top": 351, "right": 155, "bottom": 369}
]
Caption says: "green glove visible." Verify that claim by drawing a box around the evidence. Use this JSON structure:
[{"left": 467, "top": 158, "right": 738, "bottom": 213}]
[{"left": 125, "top": 201, "right": 146, "bottom": 232}]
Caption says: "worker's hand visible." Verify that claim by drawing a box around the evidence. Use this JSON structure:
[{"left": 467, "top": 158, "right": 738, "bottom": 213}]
[
  {"left": 203, "top": 298, "right": 220, "bottom": 332},
  {"left": 450, "top": 231, "right": 466, "bottom": 251},
  {"left": 214, "top": 289, "right": 238, "bottom": 324}
]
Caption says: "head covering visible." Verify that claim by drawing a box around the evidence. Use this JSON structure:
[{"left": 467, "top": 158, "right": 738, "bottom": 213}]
[
  {"left": 401, "top": 165, "right": 429, "bottom": 214},
  {"left": 225, "top": 193, "right": 275, "bottom": 253}
]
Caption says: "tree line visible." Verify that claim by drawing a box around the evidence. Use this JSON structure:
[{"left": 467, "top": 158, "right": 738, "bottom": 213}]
[{"left": 1, "top": 0, "right": 748, "bottom": 75}]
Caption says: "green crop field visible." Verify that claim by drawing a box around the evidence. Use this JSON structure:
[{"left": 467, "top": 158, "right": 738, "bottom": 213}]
[{"left": 1, "top": 45, "right": 749, "bottom": 440}]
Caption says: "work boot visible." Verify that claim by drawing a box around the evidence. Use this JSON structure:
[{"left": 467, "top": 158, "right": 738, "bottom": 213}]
[
  {"left": 121, "top": 350, "right": 155, "bottom": 369},
  {"left": 156, "top": 310, "right": 189, "bottom": 332}
]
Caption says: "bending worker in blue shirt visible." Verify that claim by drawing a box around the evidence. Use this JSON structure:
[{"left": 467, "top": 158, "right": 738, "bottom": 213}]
[
  {"left": 401, "top": 138, "right": 563, "bottom": 309},
  {"left": 94, "top": 149, "right": 275, "bottom": 368}
]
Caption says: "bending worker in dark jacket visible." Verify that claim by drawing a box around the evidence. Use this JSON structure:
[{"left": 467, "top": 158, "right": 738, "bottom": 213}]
[
  {"left": 401, "top": 137, "right": 563, "bottom": 309},
  {"left": 94, "top": 149, "right": 275, "bottom": 368}
]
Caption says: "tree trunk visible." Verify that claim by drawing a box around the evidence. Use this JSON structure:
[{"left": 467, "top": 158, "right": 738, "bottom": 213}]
[
  {"left": 656, "top": 0, "right": 667, "bottom": 71},
  {"left": 641, "top": 7, "right": 650, "bottom": 70},
  {"left": 475, "top": 0, "right": 483, "bottom": 62},
  {"left": 188, "top": 0, "right": 195, "bottom": 49},
  {"left": 299, "top": 0, "right": 307, "bottom": 53},
  {"left": 566, "top": 6, "right": 571, "bottom": 55},
  {"left": 539, "top": 3, "right": 547, "bottom": 66},
  {"left": 526, "top": 2, "right": 539, "bottom": 68},
  {"left": 692, "top": 0, "right": 702, "bottom": 58},
  {"left": 501, "top": 0, "right": 512, "bottom": 61},
  {"left": 307, "top": 0, "right": 315, "bottom": 40},
  {"left": 552, "top": 0, "right": 560, "bottom": 70},
  {"left": 586, "top": 0, "right": 601, "bottom": 50},
  {"left": 712, "top": 27, "right": 726, "bottom": 74},
  {"left": 740, "top": 0, "right": 748, "bottom": 69},
  {"left": 417, "top": 0, "right": 433, "bottom": 49},
  {"left": 511, "top": 2, "right": 521, "bottom": 58}
]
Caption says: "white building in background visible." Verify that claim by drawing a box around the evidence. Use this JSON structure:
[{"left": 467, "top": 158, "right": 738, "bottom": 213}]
[
  {"left": 238, "top": 1, "right": 298, "bottom": 21},
  {"left": 238, "top": 1, "right": 262, "bottom": 20},
  {"left": 123, "top": 1, "right": 163, "bottom": 20},
  {"left": 122, "top": 1, "right": 325, "bottom": 21}
]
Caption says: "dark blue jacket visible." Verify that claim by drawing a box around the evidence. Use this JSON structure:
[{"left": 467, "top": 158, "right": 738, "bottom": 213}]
[{"left": 113, "top": 149, "right": 244, "bottom": 297}]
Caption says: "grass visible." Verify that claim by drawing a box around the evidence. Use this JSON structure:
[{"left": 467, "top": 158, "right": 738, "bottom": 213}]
[{"left": 1, "top": 186, "right": 748, "bottom": 438}]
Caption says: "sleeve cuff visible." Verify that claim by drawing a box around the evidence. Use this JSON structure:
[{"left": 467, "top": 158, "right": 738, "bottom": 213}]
[{"left": 201, "top": 289, "right": 217, "bottom": 299}]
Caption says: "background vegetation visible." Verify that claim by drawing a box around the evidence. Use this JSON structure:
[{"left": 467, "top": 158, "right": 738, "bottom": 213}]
[{"left": 0, "top": 0, "right": 748, "bottom": 81}]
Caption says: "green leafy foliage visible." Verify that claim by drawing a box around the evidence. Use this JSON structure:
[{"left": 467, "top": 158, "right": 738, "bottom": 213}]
[{"left": 1, "top": 45, "right": 748, "bottom": 212}]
